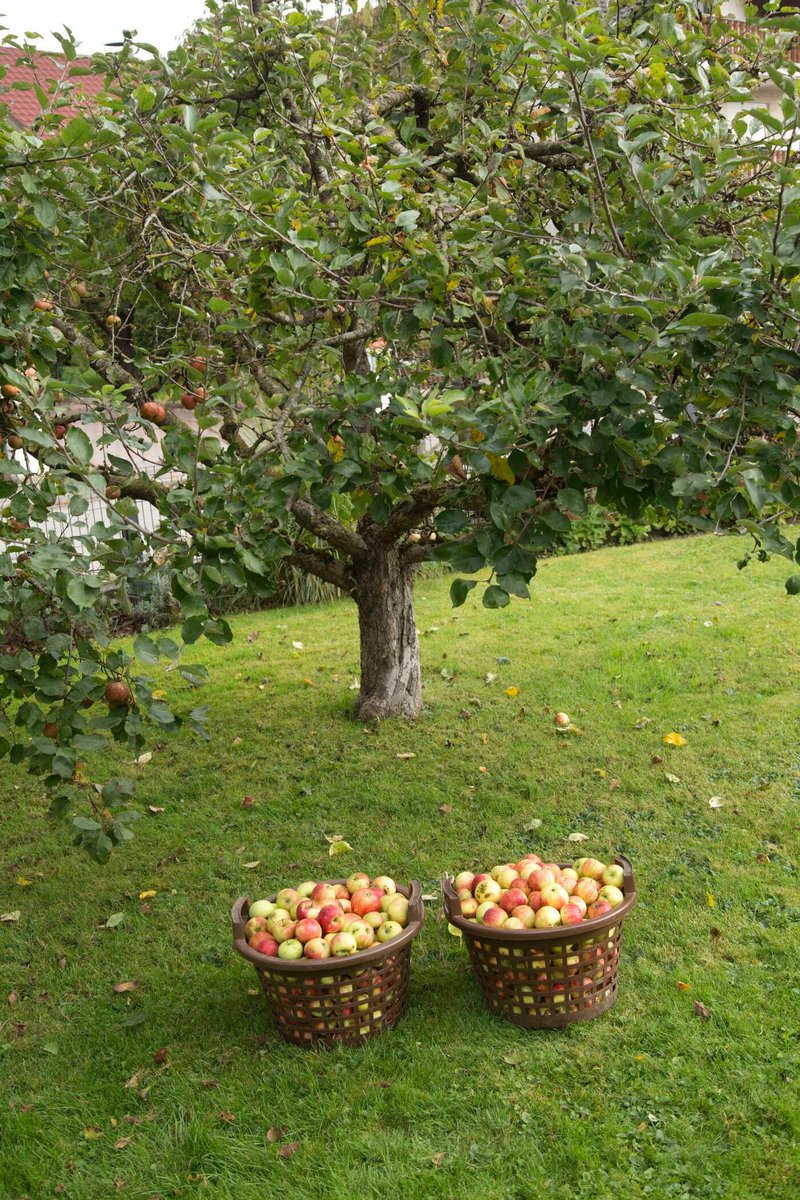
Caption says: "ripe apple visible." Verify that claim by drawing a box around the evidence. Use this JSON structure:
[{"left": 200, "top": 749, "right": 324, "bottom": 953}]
[
  {"left": 491, "top": 863, "right": 515, "bottom": 881},
  {"left": 479, "top": 905, "right": 507, "bottom": 928},
  {"left": 376, "top": 920, "right": 403, "bottom": 942},
  {"left": 371, "top": 875, "right": 396, "bottom": 896},
  {"left": 602, "top": 864, "right": 625, "bottom": 889},
  {"left": 295, "top": 918, "right": 323, "bottom": 944},
  {"left": 250, "top": 933, "right": 278, "bottom": 956},
  {"left": 570, "top": 896, "right": 588, "bottom": 917},
  {"left": 330, "top": 931, "right": 357, "bottom": 956},
  {"left": 271, "top": 920, "right": 297, "bottom": 944},
  {"left": 276, "top": 887, "right": 299, "bottom": 910},
  {"left": 248, "top": 899, "right": 276, "bottom": 920},
  {"left": 560, "top": 868, "right": 579, "bottom": 892},
  {"left": 561, "top": 903, "right": 585, "bottom": 926},
  {"left": 511, "top": 905, "right": 536, "bottom": 929},
  {"left": 318, "top": 904, "right": 346, "bottom": 935},
  {"left": 504, "top": 917, "right": 525, "bottom": 930},
  {"left": 304, "top": 938, "right": 330, "bottom": 960},
  {"left": 499, "top": 888, "right": 528, "bottom": 914},
  {"left": 312, "top": 883, "right": 338, "bottom": 905},
  {"left": 534, "top": 905, "right": 562, "bottom": 929},
  {"left": 363, "top": 911, "right": 384, "bottom": 929},
  {"left": 346, "top": 872, "right": 371, "bottom": 893},
  {"left": 471, "top": 872, "right": 491, "bottom": 894},
  {"left": 333, "top": 884, "right": 350, "bottom": 901},
  {"left": 474, "top": 878, "right": 502, "bottom": 905},
  {"left": 540, "top": 883, "right": 569, "bottom": 911},
  {"left": 351, "top": 888, "right": 382, "bottom": 917},
  {"left": 349, "top": 920, "right": 375, "bottom": 950},
  {"left": 530, "top": 868, "right": 555, "bottom": 891},
  {"left": 518, "top": 860, "right": 543, "bottom": 882},
  {"left": 456, "top": 887, "right": 473, "bottom": 902},
  {"left": 323, "top": 933, "right": 338, "bottom": 946},
  {"left": 244, "top": 916, "right": 269, "bottom": 939},
  {"left": 496, "top": 866, "right": 519, "bottom": 890},
  {"left": 598, "top": 885, "right": 624, "bottom": 908},
  {"left": 579, "top": 858, "right": 606, "bottom": 882},
  {"left": 296, "top": 880, "right": 317, "bottom": 899},
  {"left": 461, "top": 897, "right": 479, "bottom": 918},
  {"left": 385, "top": 895, "right": 409, "bottom": 926},
  {"left": 587, "top": 899, "right": 613, "bottom": 920},
  {"left": 278, "top": 938, "right": 304, "bottom": 960},
  {"left": 105, "top": 680, "right": 131, "bottom": 706},
  {"left": 339, "top": 898, "right": 352, "bottom": 913},
  {"left": 554, "top": 712, "right": 570, "bottom": 727},
  {"left": 574, "top": 878, "right": 599, "bottom": 904},
  {"left": 527, "top": 890, "right": 544, "bottom": 912},
  {"left": 572, "top": 857, "right": 589, "bottom": 874},
  {"left": 454, "top": 871, "right": 475, "bottom": 892},
  {"left": 293, "top": 898, "right": 315, "bottom": 921}
]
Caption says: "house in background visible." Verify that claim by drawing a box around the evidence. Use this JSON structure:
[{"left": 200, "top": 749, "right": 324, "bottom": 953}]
[{"left": 0, "top": 45, "right": 106, "bottom": 129}]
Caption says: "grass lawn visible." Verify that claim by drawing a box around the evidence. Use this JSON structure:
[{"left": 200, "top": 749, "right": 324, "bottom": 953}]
[{"left": 1, "top": 533, "right": 799, "bottom": 1200}]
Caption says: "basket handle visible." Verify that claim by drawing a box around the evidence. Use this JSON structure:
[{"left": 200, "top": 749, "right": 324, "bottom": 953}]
[
  {"left": 231, "top": 895, "right": 250, "bottom": 943},
  {"left": 441, "top": 875, "right": 460, "bottom": 922},
  {"left": 406, "top": 879, "right": 423, "bottom": 922},
  {"left": 616, "top": 855, "right": 635, "bottom": 894}
]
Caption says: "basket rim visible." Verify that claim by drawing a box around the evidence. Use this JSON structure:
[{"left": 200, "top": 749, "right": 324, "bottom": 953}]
[
  {"left": 442, "top": 855, "right": 636, "bottom": 942},
  {"left": 232, "top": 879, "right": 423, "bottom": 974}
]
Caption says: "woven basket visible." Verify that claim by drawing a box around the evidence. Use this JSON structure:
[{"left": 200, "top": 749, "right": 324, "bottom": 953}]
[
  {"left": 232, "top": 880, "right": 423, "bottom": 1048},
  {"left": 443, "top": 856, "right": 636, "bottom": 1029}
]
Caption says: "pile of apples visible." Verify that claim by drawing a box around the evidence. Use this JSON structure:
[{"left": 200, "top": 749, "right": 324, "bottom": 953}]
[
  {"left": 245, "top": 873, "right": 411, "bottom": 961},
  {"left": 453, "top": 854, "right": 625, "bottom": 930}
]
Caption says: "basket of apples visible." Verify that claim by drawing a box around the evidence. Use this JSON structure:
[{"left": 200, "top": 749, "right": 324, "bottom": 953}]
[
  {"left": 443, "top": 853, "right": 636, "bottom": 1029},
  {"left": 232, "top": 873, "right": 423, "bottom": 1048}
]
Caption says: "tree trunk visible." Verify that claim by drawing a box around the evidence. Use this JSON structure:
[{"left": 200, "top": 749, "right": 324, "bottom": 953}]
[{"left": 353, "top": 546, "right": 422, "bottom": 720}]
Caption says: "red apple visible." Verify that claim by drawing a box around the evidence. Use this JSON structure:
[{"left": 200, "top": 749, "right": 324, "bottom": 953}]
[
  {"left": 570, "top": 896, "right": 588, "bottom": 917},
  {"left": 318, "top": 904, "right": 346, "bottom": 934},
  {"left": 530, "top": 868, "right": 555, "bottom": 891},
  {"left": 272, "top": 920, "right": 297, "bottom": 944},
  {"left": 333, "top": 884, "right": 350, "bottom": 901},
  {"left": 304, "top": 938, "right": 330, "bottom": 960},
  {"left": 339, "top": 898, "right": 352, "bottom": 913},
  {"left": 471, "top": 872, "right": 491, "bottom": 893},
  {"left": 540, "top": 883, "right": 569, "bottom": 911},
  {"left": 312, "top": 883, "right": 338, "bottom": 905},
  {"left": 511, "top": 905, "right": 536, "bottom": 929},
  {"left": 561, "top": 903, "right": 585, "bottom": 926},
  {"left": 479, "top": 905, "right": 507, "bottom": 928},
  {"left": 250, "top": 933, "right": 278, "bottom": 956},
  {"left": 518, "top": 859, "right": 543, "bottom": 881},
  {"left": 528, "top": 890, "right": 544, "bottom": 912},
  {"left": 499, "top": 888, "right": 528, "bottom": 914},
  {"left": 454, "top": 871, "right": 475, "bottom": 892},
  {"left": 456, "top": 887, "right": 473, "bottom": 902},
  {"left": 295, "top": 918, "right": 323, "bottom": 944},
  {"left": 554, "top": 711, "right": 570, "bottom": 727},
  {"left": 294, "top": 898, "right": 315, "bottom": 921},
  {"left": 574, "top": 878, "right": 600, "bottom": 904},
  {"left": 587, "top": 899, "right": 613, "bottom": 920},
  {"left": 351, "top": 887, "right": 382, "bottom": 917},
  {"left": 579, "top": 858, "right": 606, "bottom": 882}
]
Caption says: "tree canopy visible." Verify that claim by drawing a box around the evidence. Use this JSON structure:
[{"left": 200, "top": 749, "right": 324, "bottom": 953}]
[{"left": 2, "top": 0, "right": 800, "bottom": 858}]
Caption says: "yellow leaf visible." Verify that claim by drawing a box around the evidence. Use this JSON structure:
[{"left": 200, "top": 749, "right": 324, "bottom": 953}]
[
  {"left": 635, "top": 1053, "right": 646, "bottom": 1062},
  {"left": 301, "top": 677, "right": 314, "bottom": 686},
  {"left": 662, "top": 732, "right": 687, "bottom": 747},
  {"left": 504, "top": 686, "right": 519, "bottom": 698},
  {"left": 487, "top": 453, "right": 515, "bottom": 484},
  {"left": 83, "top": 1126, "right": 104, "bottom": 1140},
  {"left": 365, "top": 235, "right": 391, "bottom": 247},
  {"left": 15, "top": 877, "right": 33, "bottom": 887},
  {"left": 446, "top": 276, "right": 460, "bottom": 292},
  {"left": 707, "top": 893, "right": 715, "bottom": 907},
  {"left": 478, "top": 765, "right": 488, "bottom": 774},
  {"left": 138, "top": 890, "right": 157, "bottom": 900},
  {"left": 447, "top": 923, "right": 463, "bottom": 937},
  {"left": 470, "top": 428, "right": 485, "bottom": 444},
  {"left": 676, "top": 980, "right": 691, "bottom": 992},
  {"left": 151, "top": 689, "right": 167, "bottom": 700},
  {"left": 328, "top": 839, "right": 353, "bottom": 857},
  {"left": 326, "top": 436, "right": 344, "bottom": 463},
  {"left": 593, "top": 768, "right": 607, "bottom": 778}
]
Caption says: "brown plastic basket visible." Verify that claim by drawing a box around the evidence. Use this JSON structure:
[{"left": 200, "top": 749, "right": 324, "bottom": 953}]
[
  {"left": 232, "top": 880, "right": 423, "bottom": 1048},
  {"left": 443, "top": 856, "right": 636, "bottom": 1029}
]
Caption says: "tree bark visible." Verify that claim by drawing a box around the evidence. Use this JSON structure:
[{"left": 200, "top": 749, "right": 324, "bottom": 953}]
[{"left": 352, "top": 545, "right": 421, "bottom": 721}]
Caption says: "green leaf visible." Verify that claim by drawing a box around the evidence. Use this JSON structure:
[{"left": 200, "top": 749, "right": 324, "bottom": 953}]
[
  {"left": 133, "top": 635, "right": 160, "bottom": 665},
  {"left": 556, "top": 487, "right": 586, "bottom": 516},
  {"left": 33, "top": 198, "right": 58, "bottom": 229},
  {"left": 134, "top": 83, "right": 157, "bottom": 112},
  {"left": 482, "top": 585, "right": 510, "bottom": 609},
  {"left": 450, "top": 578, "right": 477, "bottom": 607},
  {"left": 66, "top": 427, "right": 93, "bottom": 466},
  {"left": 66, "top": 577, "right": 100, "bottom": 610},
  {"left": 786, "top": 575, "right": 800, "bottom": 595}
]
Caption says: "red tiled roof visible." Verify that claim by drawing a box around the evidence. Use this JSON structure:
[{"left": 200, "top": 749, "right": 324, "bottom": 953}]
[{"left": 0, "top": 46, "right": 106, "bottom": 128}]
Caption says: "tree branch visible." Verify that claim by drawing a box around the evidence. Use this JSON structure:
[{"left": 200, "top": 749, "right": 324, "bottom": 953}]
[
  {"left": 288, "top": 546, "right": 354, "bottom": 593},
  {"left": 377, "top": 485, "right": 443, "bottom": 542},
  {"left": 287, "top": 496, "right": 367, "bottom": 556},
  {"left": 48, "top": 315, "right": 153, "bottom": 411}
]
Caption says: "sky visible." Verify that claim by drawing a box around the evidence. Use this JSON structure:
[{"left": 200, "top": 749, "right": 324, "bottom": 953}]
[{"left": 0, "top": 0, "right": 208, "bottom": 53}]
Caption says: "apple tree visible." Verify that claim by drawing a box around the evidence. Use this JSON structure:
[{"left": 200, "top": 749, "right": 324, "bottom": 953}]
[{"left": 3, "top": 0, "right": 800, "bottom": 856}]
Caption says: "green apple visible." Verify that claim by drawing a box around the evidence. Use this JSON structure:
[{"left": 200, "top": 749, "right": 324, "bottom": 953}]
[
  {"left": 601, "top": 864, "right": 624, "bottom": 889},
  {"left": 376, "top": 920, "right": 403, "bottom": 942},
  {"left": 278, "top": 939, "right": 303, "bottom": 960},
  {"left": 248, "top": 899, "right": 276, "bottom": 920}
]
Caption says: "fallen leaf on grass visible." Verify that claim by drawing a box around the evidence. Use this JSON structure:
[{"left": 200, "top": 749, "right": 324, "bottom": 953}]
[
  {"left": 502, "top": 1049, "right": 525, "bottom": 1066},
  {"left": 138, "top": 891, "right": 157, "bottom": 901},
  {"left": 708, "top": 796, "right": 724, "bottom": 809},
  {"left": 707, "top": 893, "right": 715, "bottom": 908},
  {"left": 439, "top": 804, "right": 452, "bottom": 815},
  {"left": 431, "top": 1152, "right": 446, "bottom": 1168},
  {"left": 83, "top": 1126, "right": 103, "bottom": 1140},
  {"left": 1, "top": 910, "right": 21, "bottom": 923},
  {"left": 278, "top": 1141, "right": 300, "bottom": 1159},
  {"left": 568, "top": 832, "right": 589, "bottom": 843},
  {"left": 324, "top": 834, "right": 353, "bottom": 857},
  {"left": 593, "top": 768, "right": 606, "bottom": 778},
  {"left": 201, "top": 1079, "right": 218, "bottom": 1089},
  {"left": 348, "top": 678, "right": 360, "bottom": 690},
  {"left": 485, "top": 672, "right": 497, "bottom": 684},
  {"left": 292, "top": 641, "right": 304, "bottom": 650},
  {"left": 153, "top": 1047, "right": 168, "bottom": 1065},
  {"left": 377, "top": 1080, "right": 393, "bottom": 1088},
  {"left": 41, "top": 1042, "right": 58, "bottom": 1055},
  {"left": 243, "top": 861, "right": 260, "bottom": 870},
  {"left": 478, "top": 765, "right": 488, "bottom": 774},
  {"left": 114, "top": 1137, "right": 133, "bottom": 1150},
  {"left": 124, "top": 1070, "right": 145, "bottom": 1090},
  {"left": 676, "top": 981, "right": 691, "bottom": 992},
  {"left": 633, "top": 716, "right": 651, "bottom": 729},
  {"left": 186, "top": 1173, "right": 207, "bottom": 1184},
  {"left": 504, "top": 686, "right": 519, "bottom": 697},
  {"left": 609, "top": 778, "right": 620, "bottom": 790},
  {"left": 15, "top": 877, "right": 33, "bottom": 887},
  {"left": 524, "top": 818, "right": 542, "bottom": 832},
  {"left": 113, "top": 981, "right": 138, "bottom": 994},
  {"left": 218, "top": 1111, "right": 236, "bottom": 1124},
  {"left": 663, "top": 732, "right": 687, "bottom": 747},
  {"left": 396, "top": 752, "right": 416, "bottom": 760},
  {"left": 58, "top": 957, "right": 66, "bottom": 970},
  {"left": 300, "top": 677, "right": 314, "bottom": 687},
  {"left": 148, "top": 806, "right": 164, "bottom": 815},
  {"left": 665, "top": 773, "right": 681, "bottom": 784},
  {"left": 651, "top": 754, "right": 663, "bottom": 765},
  {"left": 710, "top": 927, "right": 722, "bottom": 942},
  {"left": 267, "top": 1126, "right": 288, "bottom": 1143},
  {"left": 447, "top": 923, "right": 462, "bottom": 937},
  {"left": 241, "top": 796, "right": 255, "bottom": 809},
  {"left": 8, "top": 991, "right": 18, "bottom": 1005},
  {"left": 135, "top": 752, "right": 152, "bottom": 766},
  {"left": 693, "top": 1000, "right": 711, "bottom": 1019},
  {"left": 105, "top": 912, "right": 125, "bottom": 929}
]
